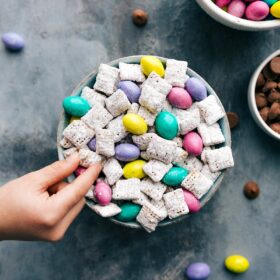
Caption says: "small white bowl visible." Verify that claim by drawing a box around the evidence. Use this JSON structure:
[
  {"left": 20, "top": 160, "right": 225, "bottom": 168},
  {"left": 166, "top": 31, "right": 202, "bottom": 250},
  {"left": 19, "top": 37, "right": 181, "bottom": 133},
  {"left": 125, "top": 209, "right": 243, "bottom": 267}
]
[
  {"left": 196, "top": 0, "right": 280, "bottom": 31},
  {"left": 248, "top": 49, "right": 280, "bottom": 141}
]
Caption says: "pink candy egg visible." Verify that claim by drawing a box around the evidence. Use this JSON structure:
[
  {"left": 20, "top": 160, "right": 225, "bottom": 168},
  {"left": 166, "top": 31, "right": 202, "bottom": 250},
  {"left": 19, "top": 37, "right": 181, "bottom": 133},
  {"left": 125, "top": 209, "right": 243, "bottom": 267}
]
[
  {"left": 183, "top": 190, "right": 201, "bottom": 213},
  {"left": 215, "top": 0, "right": 231, "bottom": 8},
  {"left": 183, "top": 132, "right": 203, "bottom": 156},
  {"left": 228, "top": 0, "right": 246, "bottom": 18},
  {"left": 93, "top": 180, "right": 112, "bottom": 206},
  {"left": 167, "top": 87, "right": 193, "bottom": 109},
  {"left": 74, "top": 166, "right": 87, "bottom": 177},
  {"left": 245, "top": 1, "right": 269, "bottom": 20}
]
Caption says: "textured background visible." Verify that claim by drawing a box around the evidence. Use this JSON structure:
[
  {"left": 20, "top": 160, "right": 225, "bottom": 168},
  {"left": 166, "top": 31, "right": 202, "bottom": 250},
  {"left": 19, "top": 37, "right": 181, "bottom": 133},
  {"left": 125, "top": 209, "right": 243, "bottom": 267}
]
[{"left": 0, "top": 0, "right": 279, "bottom": 279}]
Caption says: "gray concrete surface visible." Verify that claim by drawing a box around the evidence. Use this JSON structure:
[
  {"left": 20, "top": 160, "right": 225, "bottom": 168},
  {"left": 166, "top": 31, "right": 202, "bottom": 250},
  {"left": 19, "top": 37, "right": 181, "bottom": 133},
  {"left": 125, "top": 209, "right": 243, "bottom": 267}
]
[{"left": 0, "top": 0, "right": 279, "bottom": 279}]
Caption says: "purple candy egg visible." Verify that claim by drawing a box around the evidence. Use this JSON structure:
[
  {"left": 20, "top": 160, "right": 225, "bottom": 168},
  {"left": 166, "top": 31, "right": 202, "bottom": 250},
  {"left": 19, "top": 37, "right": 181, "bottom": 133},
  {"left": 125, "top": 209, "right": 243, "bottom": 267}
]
[
  {"left": 185, "top": 77, "right": 207, "bottom": 101},
  {"left": 185, "top": 262, "right": 211, "bottom": 280},
  {"left": 87, "top": 138, "right": 96, "bottom": 151},
  {"left": 1, "top": 32, "right": 24, "bottom": 51},
  {"left": 115, "top": 143, "right": 140, "bottom": 162},
  {"left": 118, "top": 81, "right": 141, "bottom": 103}
]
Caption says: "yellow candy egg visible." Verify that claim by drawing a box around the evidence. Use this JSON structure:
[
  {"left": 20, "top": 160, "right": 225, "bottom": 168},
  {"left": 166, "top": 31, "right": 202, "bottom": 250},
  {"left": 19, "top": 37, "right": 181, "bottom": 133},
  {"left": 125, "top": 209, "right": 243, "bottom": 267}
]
[
  {"left": 225, "top": 255, "right": 250, "bottom": 274},
  {"left": 123, "top": 160, "right": 146, "bottom": 179},
  {"left": 123, "top": 113, "right": 148, "bottom": 135},
  {"left": 271, "top": 2, "right": 280, "bottom": 18},
  {"left": 140, "top": 56, "right": 165, "bottom": 77},
  {"left": 70, "top": 116, "right": 80, "bottom": 123}
]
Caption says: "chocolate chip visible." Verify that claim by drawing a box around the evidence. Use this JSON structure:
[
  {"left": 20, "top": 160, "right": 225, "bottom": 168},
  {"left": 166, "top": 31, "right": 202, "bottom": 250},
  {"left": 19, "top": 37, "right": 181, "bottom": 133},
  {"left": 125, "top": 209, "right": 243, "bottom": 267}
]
[
  {"left": 255, "top": 93, "right": 267, "bottom": 109},
  {"left": 244, "top": 181, "right": 260, "bottom": 199},
  {"left": 267, "top": 89, "right": 280, "bottom": 103},
  {"left": 259, "top": 107, "right": 270, "bottom": 122},
  {"left": 226, "top": 112, "right": 239, "bottom": 129},
  {"left": 132, "top": 9, "right": 148, "bottom": 27},
  {"left": 268, "top": 102, "right": 280, "bottom": 120},
  {"left": 269, "top": 122, "right": 280, "bottom": 133},
  {"left": 270, "top": 56, "right": 280, "bottom": 74},
  {"left": 256, "top": 73, "right": 265, "bottom": 87},
  {"left": 262, "top": 80, "right": 277, "bottom": 92},
  {"left": 263, "top": 65, "right": 278, "bottom": 80}
]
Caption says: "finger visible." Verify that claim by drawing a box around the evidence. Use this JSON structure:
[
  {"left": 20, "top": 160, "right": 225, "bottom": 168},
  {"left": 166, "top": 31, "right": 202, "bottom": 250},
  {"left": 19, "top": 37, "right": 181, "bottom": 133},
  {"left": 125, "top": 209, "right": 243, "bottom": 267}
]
[
  {"left": 31, "top": 153, "right": 80, "bottom": 190},
  {"left": 48, "top": 181, "right": 68, "bottom": 195},
  {"left": 52, "top": 164, "right": 101, "bottom": 216}
]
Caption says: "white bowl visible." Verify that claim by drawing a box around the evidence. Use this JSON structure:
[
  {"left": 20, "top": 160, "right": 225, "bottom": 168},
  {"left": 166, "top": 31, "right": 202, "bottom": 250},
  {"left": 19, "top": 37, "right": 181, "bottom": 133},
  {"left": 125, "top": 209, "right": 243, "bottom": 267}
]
[
  {"left": 196, "top": 0, "right": 280, "bottom": 31},
  {"left": 248, "top": 49, "right": 280, "bottom": 141}
]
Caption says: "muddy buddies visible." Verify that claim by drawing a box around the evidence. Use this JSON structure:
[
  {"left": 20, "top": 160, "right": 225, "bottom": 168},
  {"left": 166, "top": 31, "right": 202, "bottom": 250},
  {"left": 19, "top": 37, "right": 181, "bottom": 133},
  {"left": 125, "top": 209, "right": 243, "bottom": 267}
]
[{"left": 60, "top": 55, "right": 234, "bottom": 233}]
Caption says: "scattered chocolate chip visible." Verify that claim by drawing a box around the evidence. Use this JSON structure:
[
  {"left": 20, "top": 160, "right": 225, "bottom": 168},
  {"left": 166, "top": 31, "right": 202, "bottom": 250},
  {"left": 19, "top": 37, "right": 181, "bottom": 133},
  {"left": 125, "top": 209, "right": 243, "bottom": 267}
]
[
  {"left": 262, "top": 80, "right": 277, "bottom": 93},
  {"left": 259, "top": 107, "right": 270, "bottom": 122},
  {"left": 226, "top": 112, "right": 239, "bottom": 129},
  {"left": 244, "top": 181, "right": 260, "bottom": 199},
  {"left": 256, "top": 72, "right": 265, "bottom": 87},
  {"left": 268, "top": 102, "right": 280, "bottom": 120},
  {"left": 270, "top": 56, "right": 280, "bottom": 74},
  {"left": 267, "top": 89, "right": 280, "bottom": 103},
  {"left": 255, "top": 93, "right": 267, "bottom": 109},
  {"left": 269, "top": 122, "right": 280, "bottom": 133},
  {"left": 132, "top": 9, "right": 148, "bottom": 27}
]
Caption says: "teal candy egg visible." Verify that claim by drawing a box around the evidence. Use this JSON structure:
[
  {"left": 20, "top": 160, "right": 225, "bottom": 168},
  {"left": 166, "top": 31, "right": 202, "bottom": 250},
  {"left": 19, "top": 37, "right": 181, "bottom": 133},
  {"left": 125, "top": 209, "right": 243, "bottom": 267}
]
[
  {"left": 162, "top": 167, "right": 188, "bottom": 186},
  {"left": 116, "top": 203, "right": 142, "bottom": 222},
  {"left": 263, "top": 0, "right": 277, "bottom": 7},
  {"left": 155, "top": 111, "right": 178, "bottom": 140},
  {"left": 63, "top": 96, "right": 90, "bottom": 117}
]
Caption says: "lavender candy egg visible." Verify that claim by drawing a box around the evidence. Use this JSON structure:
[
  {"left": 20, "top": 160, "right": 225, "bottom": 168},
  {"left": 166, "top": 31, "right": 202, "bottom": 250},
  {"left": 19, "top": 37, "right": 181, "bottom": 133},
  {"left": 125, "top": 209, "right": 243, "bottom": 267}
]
[
  {"left": 93, "top": 180, "right": 112, "bottom": 206},
  {"left": 185, "top": 262, "right": 211, "bottom": 280},
  {"left": 115, "top": 143, "right": 140, "bottom": 162},
  {"left": 87, "top": 138, "right": 96, "bottom": 151},
  {"left": 1, "top": 32, "right": 24, "bottom": 51},
  {"left": 185, "top": 77, "right": 207, "bottom": 101},
  {"left": 118, "top": 81, "right": 141, "bottom": 103}
]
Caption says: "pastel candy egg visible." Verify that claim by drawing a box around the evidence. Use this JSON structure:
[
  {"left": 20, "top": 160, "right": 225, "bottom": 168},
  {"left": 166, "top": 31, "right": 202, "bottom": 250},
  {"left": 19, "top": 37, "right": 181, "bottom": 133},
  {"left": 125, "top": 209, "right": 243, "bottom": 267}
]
[
  {"left": 245, "top": 1, "right": 269, "bottom": 20},
  {"left": 116, "top": 203, "right": 141, "bottom": 222},
  {"left": 167, "top": 87, "right": 193, "bottom": 109},
  {"left": 215, "top": 0, "right": 231, "bottom": 8},
  {"left": 123, "top": 113, "right": 148, "bottom": 135},
  {"left": 228, "top": 0, "right": 246, "bottom": 18},
  {"left": 87, "top": 138, "right": 96, "bottom": 151},
  {"left": 1, "top": 32, "right": 24, "bottom": 51},
  {"left": 115, "top": 143, "right": 140, "bottom": 162},
  {"left": 185, "top": 262, "right": 211, "bottom": 280},
  {"left": 140, "top": 56, "right": 165, "bottom": 77},
  {"left": 74, "top": 166, "right": 87, "bottom": 177},
  {"left": 183, "top": 132, "right": 203, "bottom": 156},
  {"left": 225, "top": 255, "right": 250, "bottom": 274},
  {"left": 123, "top": 159, "right": 146, "bottom": 179},
  {"left": 183, "top": 190, "right": 201, "bottom": 213},
  {"left": 155, "top": 111, "right": 179, "bottom": 140},
  {"left": 118, "top": 81, "right": 141, "bottom": 103},
  {"left": 162, "top": 167, "right": 188, "bottom": 186},
  {"left": 271, "top": 1, "right": 280, "bottom": 18},
  {"left": 185, "top": 77, "right": 207, "bottom": 101},
  {"left": 93, "top": 180, "right": 112, "bottom": 206},
  {"left": 63, "top": 96, "right": 90, "bottom": 117}
]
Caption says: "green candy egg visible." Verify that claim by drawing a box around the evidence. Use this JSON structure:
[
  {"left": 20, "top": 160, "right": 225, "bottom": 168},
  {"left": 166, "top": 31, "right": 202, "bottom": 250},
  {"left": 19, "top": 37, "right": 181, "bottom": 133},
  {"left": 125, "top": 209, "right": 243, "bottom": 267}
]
[
  {"left": 116, "top": 203, "right": 142, "bottom": 222},
  {"left": 263, "top": 0, "right": 277, "bottom": 7},
  {"left": 155, "top": 111, "right": 178, "bottom": 140},
  {"left": 63, "top": 96, "right": 90, "bottom": 117},
  {"left": 162, "top": 167, "right": 188, "bottom": 186}
]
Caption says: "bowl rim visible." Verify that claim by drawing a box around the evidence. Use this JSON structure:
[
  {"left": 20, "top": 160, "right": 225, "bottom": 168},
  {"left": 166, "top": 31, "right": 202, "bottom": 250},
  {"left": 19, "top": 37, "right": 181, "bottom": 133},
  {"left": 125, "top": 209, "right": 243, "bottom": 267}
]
[
  {"left": 247, "top": 49, "right": 280, "bottom": 141},
  {"left": 57, "top": 55, "right": 232, "bottom": 229},
  {"left": 195, "top": 0, "right": 280, "bottom": 31}
]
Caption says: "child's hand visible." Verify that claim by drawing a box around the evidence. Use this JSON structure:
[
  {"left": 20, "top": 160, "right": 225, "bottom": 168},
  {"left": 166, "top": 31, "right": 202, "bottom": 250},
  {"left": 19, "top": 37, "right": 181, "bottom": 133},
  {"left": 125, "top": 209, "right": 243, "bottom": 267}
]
[{"left": 0, "top": 154, "right": 101, "bottom": 241}]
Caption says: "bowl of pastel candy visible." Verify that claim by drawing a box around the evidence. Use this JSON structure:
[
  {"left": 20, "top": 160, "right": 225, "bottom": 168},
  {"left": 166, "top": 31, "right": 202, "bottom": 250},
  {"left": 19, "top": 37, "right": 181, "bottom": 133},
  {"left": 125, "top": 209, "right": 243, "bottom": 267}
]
[
  {"left": 57, "top": 55, "right": 234, "bottom": 232},
  {"left": 196, "top": 0, "right": 280, "bottom": 31}
]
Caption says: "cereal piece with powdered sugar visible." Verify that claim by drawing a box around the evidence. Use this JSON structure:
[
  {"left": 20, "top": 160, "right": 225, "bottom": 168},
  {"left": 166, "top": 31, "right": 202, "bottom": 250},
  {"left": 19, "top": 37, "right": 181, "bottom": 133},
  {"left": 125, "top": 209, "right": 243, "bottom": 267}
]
[
  {"left": 90, "top": 203, "right": 121, "bottom": 217},
  {"left": 63, "top": 120, "right": 95, "bottom": 148},
  {"left": 173, "top": 105, "right": 201, "bottom": 135},
  {"left": 140, "top": 178, "right": 167, "bottom": 201},
  {"left": 150, "top": 199, "right": 168, "bottom": 220},
  {"left": 143, "top": 160, "right": 172, "bottom": 182},
  {"left": 81, "top": 86, "right": 106, "bottom": 107},
  {"left": 95, "top": 128, "right": 115, "bottom": 157},
  {"left": 63, "top": 147, "right": 78, "bottom": 158},
  {"left": 79, "top": 148, "right": 104, "bottom": 167},
  {"left": 197, "top": 95, "right": 225, "bottom": 125},
  {"left": 112, "top": 179, "right": 141, "bottom": 200},
  {"left": 139, "top": 85, "right": 166, "bottom": 114},
  {"left": 132, "top": 192, "right": 150, "bottom": 206},
  {"left": 138, "top": 106, "right": 157, "bottom": 126},
  {"left": 85, "top": 188, "right": 95, "bottom": 201},
  {"left": 140, "top": 151, "right": 150, "bottom": 161},
  {"left": 127, "top": 103, "right": 139, "bottom": 114},
  {"left": 162, "top": 100, "right": 173, "bottom": 112},
  {"left": 164, "top": 59, "right": 188, "bottom": 88},
  {"left": 132, "top": 133, "right": 155, "bottom": 150},
  {"left": 60, "top": 137, "right": 73, "bottom": 149},
  {"left": 173, "top": 137, "right": 183, "bottom": 147},
  {"left": 142, "top": 72, "right": 172, "bottom": 96},
  {"left": 176, "top": 155, "right": 203, "bottom": 172},
  {"left": 163, "top": 188, "right": 189, "bottom": 219},
  {"left": 94, "top": 64, "right": 120, "bottom": 96},
  {"left": 205, "top": 146, "right": 234, "bottom": 172},
  {"left": 102, "top": 158, "right": 123, "bottom": 185},
  {"left": 197, "top": 122, "right": 225, "bottom": 146},
  {"left": 173, "top": 147, "right": 188, "bottom": 163},
  {"left": 201, "top": 164, "right": 221, "bottom": 182},
  {"left": 105, "top": 89, "right": 131, "bottom": 117},
  {"left": 106, "top": 115, "right": 128, "bottom": 143},
  {"left": 81, "top": 103, "right": 113, "bottom": 130},
  {"left": 146, "top": 135, "right": 177, "bottom": 164},
  {"left": 200, "top": 146, "right": 212, "bottom": 163},
  {"left": 181, "top": 170, "right": 213, "bottom": 199},
  {"left": 119, "top": 62, "right": 146, "bottom": 83}
]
